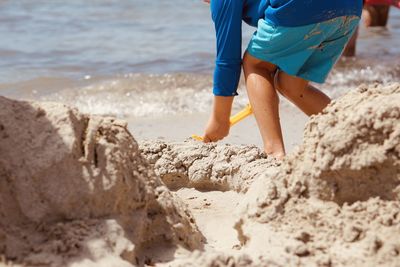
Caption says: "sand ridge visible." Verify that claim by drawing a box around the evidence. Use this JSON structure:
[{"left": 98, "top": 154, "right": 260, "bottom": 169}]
[{"left": 140, "top": 141, "right": 280, "bottom": 193}]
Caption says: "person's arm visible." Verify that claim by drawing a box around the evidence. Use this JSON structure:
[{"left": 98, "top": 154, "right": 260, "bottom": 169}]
[
  {"left": 203, "top": 0, "right": 243, "bottom": 142},
  {"left": 203, "top": 96, "right": 234, "bottom": 142},
  {"left": 211, "top": 0, "right": 243, "bottom": 97}
]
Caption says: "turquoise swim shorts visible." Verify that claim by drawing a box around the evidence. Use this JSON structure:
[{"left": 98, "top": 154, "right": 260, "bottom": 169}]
[{"left": 247, "top": 16, "right": 360, "bottom": 83}]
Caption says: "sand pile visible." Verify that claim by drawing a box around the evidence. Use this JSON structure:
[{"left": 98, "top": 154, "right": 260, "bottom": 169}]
[
  {"left": 237, "top": 83, "right": 400, "bottom": 266},
  {"left": 286, "top": 83, "right": 400, "bottom": 204},
  {"left": 0, "top": 96, "right": 203, "bottom": 266},
  {"left": 140, "top": 141, "right": 280, "bottom": 192}
]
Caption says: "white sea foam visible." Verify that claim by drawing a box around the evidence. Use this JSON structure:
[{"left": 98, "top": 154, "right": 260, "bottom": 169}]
[{"left": 35, "top": 61, "right": 399, "bottom": 119}]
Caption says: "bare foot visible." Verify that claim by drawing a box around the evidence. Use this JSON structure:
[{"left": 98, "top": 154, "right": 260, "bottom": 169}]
[
  {"left": 264, "top": 150, "right": 285, "bottom": 161},
  {"left": 272, "top": 153, "right": 285, "bottom": 161}
]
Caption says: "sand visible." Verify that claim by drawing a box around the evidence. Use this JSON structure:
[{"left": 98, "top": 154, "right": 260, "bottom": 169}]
[
  {"left": 0, "top": 97, "right": 203, "bottom": 266},
  {"left": 1, "top": 83, "right": 399, "bottom": 267},
  {"left": 128, "top": 103, "right": 308, "bottom": 154},
  {"left": 140, "top": 141, "right": 280, "bottom": 192}
]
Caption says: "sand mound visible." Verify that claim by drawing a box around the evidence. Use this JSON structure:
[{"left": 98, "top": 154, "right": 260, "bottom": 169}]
[
  {"left": 239, "top": 179, "right": 400, "bottom": 266},
  {"left": 290, "top": 83, "right": 400, "bottom": 204},
  {"left": 237, "top": 83, "right": 400, "bottom": 266},
  {"left": 0, "top": 96, "right": 203, "bottom": 266},
  {"left": 140, "top": 141, "right": 280, "bottom": 192}
]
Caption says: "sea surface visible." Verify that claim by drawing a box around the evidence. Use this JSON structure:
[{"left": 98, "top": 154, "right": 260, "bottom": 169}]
[{"left": 0, "top": 0, "right": 399, "bottom": 118}]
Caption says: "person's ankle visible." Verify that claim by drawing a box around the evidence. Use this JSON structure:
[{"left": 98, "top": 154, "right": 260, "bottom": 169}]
[
  {"left": 264, "top": 145, "right": 285, "bottom": 160},
  {"left": 270, "top": 152, "right": 285, "bottom": 161}
]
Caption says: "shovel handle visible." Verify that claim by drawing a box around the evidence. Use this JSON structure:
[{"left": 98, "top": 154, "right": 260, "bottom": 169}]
[
  {"left": 229, "top": 104, "right": 252, "bottom": 126},
  {"left": 191, "top": 104, "right": 253, "bottom": 141}
]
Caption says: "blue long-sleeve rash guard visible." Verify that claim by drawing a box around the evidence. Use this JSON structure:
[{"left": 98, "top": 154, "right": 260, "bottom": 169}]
[{"left": 211, "top": 0, "right": 362, "bottom": 96}]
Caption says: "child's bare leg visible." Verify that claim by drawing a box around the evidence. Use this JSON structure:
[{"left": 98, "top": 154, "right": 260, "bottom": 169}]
[
  {"left": 275, "top": 70, "right": 331, "bottom": 116},
  {"left": 342, "top": 26, "right": 359, "bottom": 57},
  {"left": 243, "top": 53, "right": 285, "bottom": 159},
  {"left": 363, "top": 5, "right": 390, "bottom": 27}
]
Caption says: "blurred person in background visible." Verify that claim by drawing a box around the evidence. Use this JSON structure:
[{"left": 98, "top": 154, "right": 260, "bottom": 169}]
[{"left": 343, "top": 0, "right": 400, "bottom": 57}]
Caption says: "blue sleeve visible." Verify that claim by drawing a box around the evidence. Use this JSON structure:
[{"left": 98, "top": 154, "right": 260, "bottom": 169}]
[{"left": 211, "top": 0, "right": 243, "bottom": 96}]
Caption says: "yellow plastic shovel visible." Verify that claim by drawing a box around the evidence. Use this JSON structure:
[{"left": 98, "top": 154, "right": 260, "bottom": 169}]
[{"left": 191, "top": 104, "right": 253, "bottom": 141}]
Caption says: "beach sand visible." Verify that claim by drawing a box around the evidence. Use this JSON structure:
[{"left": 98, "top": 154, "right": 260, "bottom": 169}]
[
  {"left": 128, "top": 103, "right": 308, "bottom": 154},
  {"left": 1, "top": 83, "right": 399, "bottom": 267}
]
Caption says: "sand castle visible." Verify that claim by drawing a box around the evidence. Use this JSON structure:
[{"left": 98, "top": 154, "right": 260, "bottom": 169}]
[
  {"left": 0, "top": 83, "right": 399, "bottom": 266},
  {"left": 0, "top": 97, "right": 203, "bottom": 266}
]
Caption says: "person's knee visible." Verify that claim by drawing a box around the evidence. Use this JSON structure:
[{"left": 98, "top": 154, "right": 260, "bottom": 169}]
[
  {"left": 243, "top": 52, "right": 260, "bottom": 73},
  {"left": 242, "top": 53, "right": 252, "bottom": 73},
  {"left": 243, "top": 52, "right": 276, "bottom": 75}
]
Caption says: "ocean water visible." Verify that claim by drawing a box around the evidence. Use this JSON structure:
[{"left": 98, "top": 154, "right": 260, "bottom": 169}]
[{"left": 0, "top": 0, "right": 399, "bottom": 118}]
